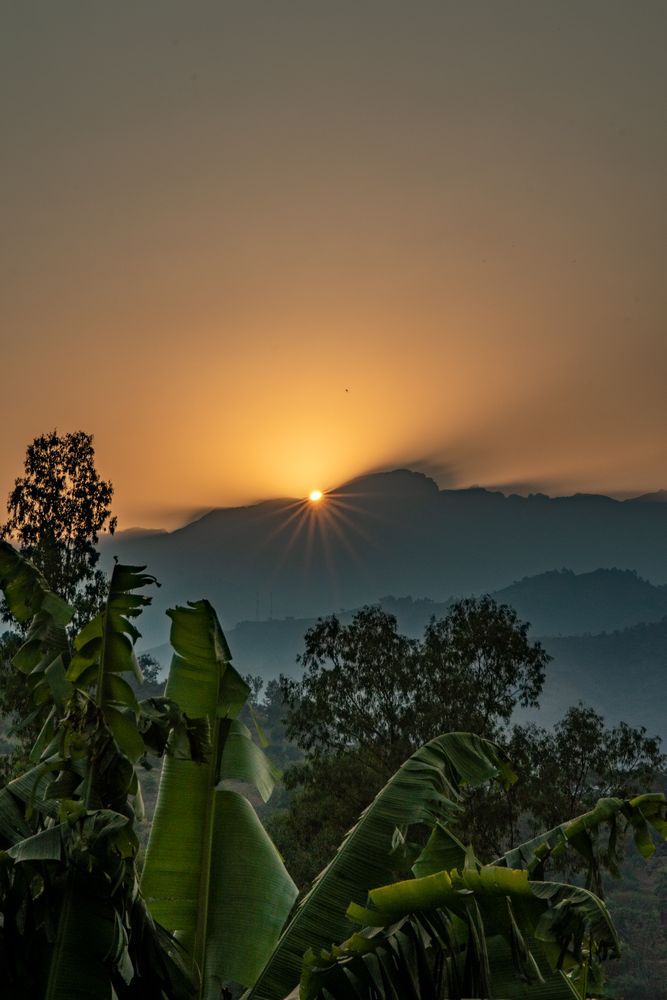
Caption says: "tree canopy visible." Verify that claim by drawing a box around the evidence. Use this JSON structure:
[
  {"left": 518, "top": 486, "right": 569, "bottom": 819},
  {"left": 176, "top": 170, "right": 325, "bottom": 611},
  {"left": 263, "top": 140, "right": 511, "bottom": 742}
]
[
  {"left": 0, "top": 431, "right": 117, "bottom": 774},
  {"left": 272, "top": 600, "right": 664, "bottom": 886},
  {"left": 282, "top": 598, "right": 549, "bottom": 774},
  {"left": 0, "top": 430, "right": 117, "bottom": 623}
]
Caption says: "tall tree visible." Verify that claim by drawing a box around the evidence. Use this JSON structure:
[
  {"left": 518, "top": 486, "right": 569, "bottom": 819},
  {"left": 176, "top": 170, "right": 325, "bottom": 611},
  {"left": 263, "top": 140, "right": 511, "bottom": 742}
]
[
  {"left": 0, "top": 431, "right": 117, "bottom": 772},
  {"left": 282, "top": 599, "right": 548, "bottom": 774},
  {"left": 0, "top": 430, "right": 117, "bottom": 624},
  {"left": 273, "top": 599, "right": 550, "bottom": 884}
]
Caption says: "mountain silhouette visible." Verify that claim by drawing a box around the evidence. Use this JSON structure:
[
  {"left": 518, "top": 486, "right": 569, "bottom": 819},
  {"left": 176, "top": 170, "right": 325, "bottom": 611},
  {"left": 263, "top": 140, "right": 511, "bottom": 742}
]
[{"left": 103, "top": 469, "right": 667, "bottom": 647}]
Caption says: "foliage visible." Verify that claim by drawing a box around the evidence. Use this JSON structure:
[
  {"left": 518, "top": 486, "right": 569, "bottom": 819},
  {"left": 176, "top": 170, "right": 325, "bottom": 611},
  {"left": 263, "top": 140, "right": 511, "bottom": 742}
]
[
  {"left": 417, "top": 596, "right": 548, "bottom": 740},
  {"left": 0, "top": 431, "right": 118, "bottom": 777},
  {"left": 463, "top": 705, "right": 666, "bottom": 859},
  {"left": 2, "top": 541, "right": 666, "bottom": 1000},
  {"left": 272, "top": 599, "right": 549, "bottom": 880},
  {"left": 273, "top": 603, "right": 664, "bottom": 885},
  {"left": 283, "top": 600, "right": 549, "bottom": 772},
  {"left": 247, "top": 732, "right": 515, "bottom": 1000},
  {"left": 0, "top": 430, "right": 117, "bottom": 627},
  {"left": 266, "top": 751, "right": 373, "bottom": 889},
  {"left": 140, "top": 600, "right": 298, "bottom": 997},
  {"left": 0, "top": 543, "right": 202, "bottom": 997},
  {"left": 296, "top": 791, "right": 667, "bottom": 1000},
  {"left": 0, "top": 629, "right": 32, "bottom": 781},
  {"left": 0, "top": 542, "right": 291, "bottom": 999}
]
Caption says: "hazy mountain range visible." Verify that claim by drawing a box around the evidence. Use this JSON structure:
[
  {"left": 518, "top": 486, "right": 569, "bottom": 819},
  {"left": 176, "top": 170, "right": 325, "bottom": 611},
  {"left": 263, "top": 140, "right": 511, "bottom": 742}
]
[
  {"left": 102, "top": 469, "right": 667, "bottom": 648},
  {"left": 143, "top": 568, "right": 667, "bottom": 740},
  {"left": 99, "top": 468, "right": 667, "bottom": 740}
]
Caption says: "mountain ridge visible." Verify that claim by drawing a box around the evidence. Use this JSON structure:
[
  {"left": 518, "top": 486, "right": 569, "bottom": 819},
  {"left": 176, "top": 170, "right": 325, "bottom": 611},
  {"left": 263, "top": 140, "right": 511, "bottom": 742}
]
[
  {"left": 103, "top": 469, "right": 667, "bottom": 647},
  {"left": 113, "top": 471, "right": 667, "bottom": 541}
]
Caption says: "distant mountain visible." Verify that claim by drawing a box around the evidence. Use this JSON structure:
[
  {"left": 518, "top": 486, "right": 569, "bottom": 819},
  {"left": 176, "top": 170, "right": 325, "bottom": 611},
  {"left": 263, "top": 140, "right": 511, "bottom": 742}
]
[
  {"left": 103, "top": 468, "right": 667, "bottom": 648},
  {"left": 490, "top": 568, "right": 667, "bottom": 635},
  {"left": 534, "top": 619, "right": 667, "bottom": 738},
  {"left": 141, "top": 563, "right": 667, "bottom": 742},
  {"left": 147, "top": 609, "right": 667, "bottom": 742},
  {"left": 625, "top": 490, "right": 667, "bottom": 504},
  {"left": 115, "top": 527, "right": 168, "bottom": 539}
]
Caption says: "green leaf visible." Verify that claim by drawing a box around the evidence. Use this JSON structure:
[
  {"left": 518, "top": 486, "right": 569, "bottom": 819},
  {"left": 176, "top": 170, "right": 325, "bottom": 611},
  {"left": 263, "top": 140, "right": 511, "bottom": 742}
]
[
  {"left": 141, "top": 600, "right": 297, "bottom": 989},
  {"left": 7, "top": 823, "right": 64, "bottom": 862},
  {"left": 103, "top": 672, "right": 140, "bottom": 713},
  {"left": 105, "top": 707, "right": 146, "bottom": 763},
  {"left": 0, "top": 541, "right": 73, "bottom": 726},
  {"left": 247, "top": 732, "right": 510, "bottom": 1000},
  {"left": 0, "top": 539, "right": 72, "bottom": 626},
  {"left": 217, "top": 719, "right": 279, "bottom": 803},
  {"left": 6, "top": 757, "right": 63, "bottom": 821},
  {"left": 302, "top": 866, "right": 617, "bottom": 1000},
  {"left": 0, "top": 786, "right": 33, "bottom": 843},
  {"left": 45, "top": 655, "right": 73, "bottom": 708},
  {"left": 67, "top": 563, "right": 156, "bottom": 700},
  {"left": 495, "top": 792, "right": 667, "bottom": 891},
  {"left": 42, "top": 878, "right": 121, "bottom": 1000},
  {"left": 412, "top": 823, "right": 467, "bottom": 879},
  {"left": 203, "top": 790, "right": 298, "bottom": 994}
]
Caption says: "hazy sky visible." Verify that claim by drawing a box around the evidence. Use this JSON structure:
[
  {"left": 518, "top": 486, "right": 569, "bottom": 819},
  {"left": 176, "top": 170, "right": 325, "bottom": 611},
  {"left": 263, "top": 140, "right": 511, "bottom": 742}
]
[{"left": 2, "top": 1, "right": 666, "bottom": 527}]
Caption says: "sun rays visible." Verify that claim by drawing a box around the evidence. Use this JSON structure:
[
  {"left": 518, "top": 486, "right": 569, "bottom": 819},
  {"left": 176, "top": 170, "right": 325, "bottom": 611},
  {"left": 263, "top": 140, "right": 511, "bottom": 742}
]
[{"left": 247, "top": 487, "right": 386, "bottom": 611}]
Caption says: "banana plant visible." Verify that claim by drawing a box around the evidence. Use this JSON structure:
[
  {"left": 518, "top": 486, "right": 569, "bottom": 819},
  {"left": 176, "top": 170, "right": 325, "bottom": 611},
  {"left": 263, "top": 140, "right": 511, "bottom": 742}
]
[
  {"left": 289, "top": 790, "right": 667, "bottom": 1000},
  {"left": 247, "top": 732, "right": 516, "bottom": 1000},
  {"left": 1, "top": 543, "right": 295, "bottom": 999},
  {"left": 140, "top": 599, "right": 298, "bottom": 998},
  {"left": 0, "top": 538, "right": 74, "bottom": 762},
  {"left": 299, "top": 863, "right": 617, "bottom": 998},
  {"left": 247, "top": 736, "right": 667, "bottom": 1000},
  {"left": 0, "top": 545, "right": 199, "bottom": 998}
]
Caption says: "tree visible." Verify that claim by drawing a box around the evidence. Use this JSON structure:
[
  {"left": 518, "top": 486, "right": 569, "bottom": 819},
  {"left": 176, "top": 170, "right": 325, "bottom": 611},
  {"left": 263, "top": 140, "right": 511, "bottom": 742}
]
[
  {"left": 0, "top": 432, "right": 117, "bottom": 775},
  {"left": 0, "top": 430, "right": 117, "bottom": 625},
  {"left": 274, "top": 600, "right": 550, "bottom": 881},
  {"left": 283, "top": 600, "right": 548, "bottom": 772},
  {"left": 463, "top": 707, "right": 665, "bottom": 859},
  {"left": 272, "top": 601, "right": 664, "bottom": 885},
  {"left": 281, "top": 606, "right": 421, "bottom": 774},
  {"left": 417, "top": 595, "right": 547, "bottom": 742}
]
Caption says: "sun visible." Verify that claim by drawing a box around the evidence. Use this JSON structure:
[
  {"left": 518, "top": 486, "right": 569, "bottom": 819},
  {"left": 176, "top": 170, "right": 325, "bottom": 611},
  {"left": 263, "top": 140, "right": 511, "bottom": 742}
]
[{"left": 308, "top": 489, "right": 323, "bottom": 503}]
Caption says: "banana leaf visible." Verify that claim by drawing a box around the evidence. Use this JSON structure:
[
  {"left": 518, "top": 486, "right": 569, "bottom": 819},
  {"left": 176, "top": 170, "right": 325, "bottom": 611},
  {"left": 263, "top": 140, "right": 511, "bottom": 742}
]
[
  {"left": 301, "top": 864, "right": 618, "bottom": 999},
  {"left": 0, "top": 539, "right": 74, "bottom": 754},
  {"left": 247, "top": 732, "right": 514, "bottom": 1000},
  {"left": 495, "top": 792, "right": 667, "bottom": 892},
  {"left": 0, "top": 539, "right": 72, "bottom": 629},
  {"left": 0, "top": 559, "right": 197, "bottom": 999},
  {"left": 140, "top": 600, "right": 298, "bottom": 996}
]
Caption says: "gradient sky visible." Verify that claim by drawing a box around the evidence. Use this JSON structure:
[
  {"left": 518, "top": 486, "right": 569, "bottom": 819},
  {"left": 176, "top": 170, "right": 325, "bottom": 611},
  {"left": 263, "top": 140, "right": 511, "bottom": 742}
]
[{"left": 2, "top": 1, "right": 666, "bottom": 528}]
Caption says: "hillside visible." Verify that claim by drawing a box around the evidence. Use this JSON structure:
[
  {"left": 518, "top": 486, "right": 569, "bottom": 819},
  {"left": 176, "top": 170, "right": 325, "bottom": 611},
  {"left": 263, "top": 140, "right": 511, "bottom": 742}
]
[
  {"left": 144, "top": 570, "right": 667, "bottom": 742},
  {"left": 491, "top": 568, "right": 667, "bottom": 635},
  {"left": 535, "top": 618, "right": 667, "bottom": 736}
]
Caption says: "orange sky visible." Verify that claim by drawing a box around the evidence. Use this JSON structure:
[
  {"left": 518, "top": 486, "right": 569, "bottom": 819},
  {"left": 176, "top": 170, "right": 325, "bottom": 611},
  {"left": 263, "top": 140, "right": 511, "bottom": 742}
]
[{"left": 2, "top": 2, "right": 666, "bottom": 528}]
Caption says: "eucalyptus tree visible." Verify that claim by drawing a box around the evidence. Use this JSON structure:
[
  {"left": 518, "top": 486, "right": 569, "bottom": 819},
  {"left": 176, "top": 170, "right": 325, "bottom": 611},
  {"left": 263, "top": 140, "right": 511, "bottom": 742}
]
[
  {"left": 1, "top": 430, "right": 117, "bottom": 625},
  {"left": 0, "top": 431, "right": 118, "bottom": 774}
]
